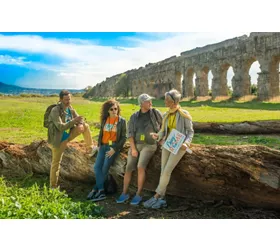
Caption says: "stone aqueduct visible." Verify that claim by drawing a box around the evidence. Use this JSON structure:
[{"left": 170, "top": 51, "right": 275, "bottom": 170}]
[{"left": 87, "top": 32, "right": 280, "bottom": 100}]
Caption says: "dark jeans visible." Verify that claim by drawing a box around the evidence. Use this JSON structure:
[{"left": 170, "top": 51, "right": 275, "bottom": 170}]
[{"left": 93, "top": 144, "right": 119, "bottom": 191}]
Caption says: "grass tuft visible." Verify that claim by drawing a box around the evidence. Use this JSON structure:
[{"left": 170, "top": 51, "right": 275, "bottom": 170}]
[{"left": 0, "top": 177, "right": 104, "bottom": 219}]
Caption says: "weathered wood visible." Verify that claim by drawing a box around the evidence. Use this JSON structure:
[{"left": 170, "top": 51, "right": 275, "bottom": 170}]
[
  {"left": 110, "top": 144, "right": 280, "bottom": 210},
  {"left": 193, "top": 120, "right": 280, "bottom": 134},
  {"left": 1, "top": 140, "right": 280, "bottom": 210}
]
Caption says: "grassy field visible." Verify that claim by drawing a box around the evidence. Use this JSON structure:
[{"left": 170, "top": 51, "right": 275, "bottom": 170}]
[
  {"left": 1, "top": 96, "right": 280, "bottom": 219},
  {"left": 1, "top": 96, "right": 280, "bottom": 149}
]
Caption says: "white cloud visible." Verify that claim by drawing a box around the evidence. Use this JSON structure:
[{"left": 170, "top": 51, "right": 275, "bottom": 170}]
[
  {"left": 0, "top": 32, "right": 259, "bottom": 89},
  {"left": 0, "top": 54, "right": 30, "bottom": 66}
]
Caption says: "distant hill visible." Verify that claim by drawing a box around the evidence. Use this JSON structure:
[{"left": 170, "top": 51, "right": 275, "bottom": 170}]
[{"left": 0, "top": 82, "right": 85, "bottom": 95}]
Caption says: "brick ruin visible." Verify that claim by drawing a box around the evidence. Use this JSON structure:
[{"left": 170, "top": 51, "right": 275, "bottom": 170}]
[{"left": 86, "top": 32, "right": 280, "bottom": 100}]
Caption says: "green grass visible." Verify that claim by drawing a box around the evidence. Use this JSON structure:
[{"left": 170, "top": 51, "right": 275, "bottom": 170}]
[
  {"left": 0, "top": 177, "right": 104, "bottom": 219},
  {"left": 1, "top": 96, "right": 280, "bottom": 149},
  {"left": 1, "top": 96, "right": 280, "bottom": 219},
  {"left": 194, "top": 133, "right": 280, "bottom": 150}
]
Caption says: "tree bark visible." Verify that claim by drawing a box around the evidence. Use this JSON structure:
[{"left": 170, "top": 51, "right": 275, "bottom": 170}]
[
  {"left": 1, "top": 140, "right": 280, "bottom": 210},
  {"left": 193, "top": 120, "right": 280, "bottom": 134}
]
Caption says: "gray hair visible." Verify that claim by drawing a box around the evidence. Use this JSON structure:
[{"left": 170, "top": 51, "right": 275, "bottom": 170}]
[
  {"left": 138, "top": 93, "right": 154, "bottom": 106},
  {"left": 165, "top": 89, "right": 181, "bottom": 104}
]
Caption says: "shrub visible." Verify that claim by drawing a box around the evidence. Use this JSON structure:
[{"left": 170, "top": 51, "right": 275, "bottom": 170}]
[
  {"left": 72, "top": 92, "right": 85, "bottom": 97},
  {"left": 0, "top": 178, "right": 104, "bottom": 219},
  {"left": 48, "top": 93, "right": 59, "bottom": 97},
  {"left": 227, "top": 85, "right": 233, "bottom": 96},
  {"left": 251, "top": 84, "right": 258, "bottom": 95},
  {"left": 19, "top": 93, "right": 44, "bottom": 98}
]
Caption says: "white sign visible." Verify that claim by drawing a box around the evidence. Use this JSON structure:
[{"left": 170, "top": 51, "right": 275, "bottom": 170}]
[{"left": 163, "top": 129, "right": 186, "bottom": 155}]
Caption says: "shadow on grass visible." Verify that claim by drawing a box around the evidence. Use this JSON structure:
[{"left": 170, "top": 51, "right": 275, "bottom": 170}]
[{"left": 87, "top": 97, "right": 280, "bottom": 111}]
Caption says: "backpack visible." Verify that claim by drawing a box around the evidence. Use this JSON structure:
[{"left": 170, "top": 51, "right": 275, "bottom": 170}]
[
  {"left": 104, "top": 174, "right": 118, "bottom": 194},
  {"left": 43, "top": 104, "right": 59, "bottom": 128}
]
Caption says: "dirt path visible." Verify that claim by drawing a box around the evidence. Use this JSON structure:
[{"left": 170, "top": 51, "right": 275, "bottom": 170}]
[
  {"left": 83, "top": 193, "right": 280, "bottom": 219},
  {"left": 51, "top": 176, "right": 280, "bottom": 219}
]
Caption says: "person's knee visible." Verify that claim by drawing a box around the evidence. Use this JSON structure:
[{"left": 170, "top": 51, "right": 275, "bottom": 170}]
[
  {"left": 124, "top": 170, "right": 133, "bottom": 176},
  {"left": 162, "top": 169, "right": 172, "bottom": 178},
  {"left": 125, "top": 162, "right": 136, "bottom": 173},
  {"left": 137, "top": 166, "right": 146, "bottom": 173}
]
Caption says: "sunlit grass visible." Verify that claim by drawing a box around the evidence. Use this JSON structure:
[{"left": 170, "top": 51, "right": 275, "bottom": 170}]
[
  {"left": 0, "top": 177, "right": 104, "bottom": 219},
  {"left": 1, "top": 96, "right": 280, "bottom": 148},
  {"left": 193, "top": 133, "right": 280, "bottom": 150}
]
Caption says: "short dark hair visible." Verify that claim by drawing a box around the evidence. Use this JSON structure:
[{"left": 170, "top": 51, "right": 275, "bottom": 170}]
[{"left": 59, "top": 90, "right": 71, "bottom": 99}]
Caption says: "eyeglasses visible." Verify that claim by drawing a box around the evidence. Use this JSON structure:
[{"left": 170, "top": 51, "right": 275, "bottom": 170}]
[{"left": 109, "top": 108, "right": 118, "bottom": 111}]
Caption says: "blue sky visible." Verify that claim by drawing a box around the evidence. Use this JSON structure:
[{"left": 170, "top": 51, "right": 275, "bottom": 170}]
[{"left": 0, "top": 32, "right": 260, "bottom": 89}]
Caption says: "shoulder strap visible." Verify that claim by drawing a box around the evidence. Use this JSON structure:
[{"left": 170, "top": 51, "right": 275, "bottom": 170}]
[
  {"left": 152, "top": 108, "right": 159, "bottom": 124},
  {"left": 132, "top": 111, "right": 140, "bottom": 133},
  {"left": 54, "top": 102, "right": 64, "bottom": 117}
]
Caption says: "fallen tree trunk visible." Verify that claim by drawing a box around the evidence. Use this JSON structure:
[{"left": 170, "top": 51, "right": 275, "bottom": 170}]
[
  {"left": 193, "top": 120, "right": 280, "bottom": 134},
  {"left": 1, "top": 140, "right": 280, "bottom": 210},
  {"left": 0, "top": 140, "right": 96, "bottom": 183}
]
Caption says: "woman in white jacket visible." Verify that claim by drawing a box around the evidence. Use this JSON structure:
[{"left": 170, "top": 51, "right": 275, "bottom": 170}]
[{"left": 143, "top": 89, "right": 194, "bottom": 209}]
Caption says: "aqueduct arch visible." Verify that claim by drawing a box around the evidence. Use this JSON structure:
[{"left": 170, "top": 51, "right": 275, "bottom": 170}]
[
  {"left": 87, "top": 33, "right": 280, "bottom": 101},
  {"left": 184, "top": 68, "right": 195, "bottom": 98},
  {"left": 269, "top": 55, "right": 280, "bottom": 97},
  {"left": 201, "top": 66, "right": 210, "bottom": 94}
]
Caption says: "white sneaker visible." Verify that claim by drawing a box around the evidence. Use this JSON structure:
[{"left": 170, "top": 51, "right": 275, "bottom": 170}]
[
  {"left": 151, "top": 199, "right": 167, "bottom": 209},
  {"left": 143, "top": 197, "right": 158, "bottom": 208}
]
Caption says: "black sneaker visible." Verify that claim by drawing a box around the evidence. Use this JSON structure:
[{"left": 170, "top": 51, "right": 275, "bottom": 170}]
[
  {"left": 91, "top": 190, "right": 106, "bottom": 202},
  {"left": 87, "top": 190, "right": 97, "bottom": 200}
]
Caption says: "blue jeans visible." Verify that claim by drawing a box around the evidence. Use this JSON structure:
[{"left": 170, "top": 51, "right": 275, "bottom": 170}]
[{"left": 93, "top": 144, "right": 119, "bottom": 190}]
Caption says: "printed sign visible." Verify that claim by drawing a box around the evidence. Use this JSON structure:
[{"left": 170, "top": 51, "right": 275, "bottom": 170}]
[{"left": 163, "top": 129, "right": 186, "bottom": 155}]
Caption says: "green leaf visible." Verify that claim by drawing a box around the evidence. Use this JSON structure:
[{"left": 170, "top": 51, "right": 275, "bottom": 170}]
[{"left": 15, "top": 201, "right": 22, "bottom": 209}]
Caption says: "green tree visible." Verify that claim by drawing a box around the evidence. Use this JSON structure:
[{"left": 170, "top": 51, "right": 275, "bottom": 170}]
[{"left": 251, "top": 84, "right": 258, "bottom": 95}]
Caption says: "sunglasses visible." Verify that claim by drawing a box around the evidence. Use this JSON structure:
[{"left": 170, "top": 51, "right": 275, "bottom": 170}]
[{"left": 109, "top": 107, "right": 118, "bottom": 111}]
